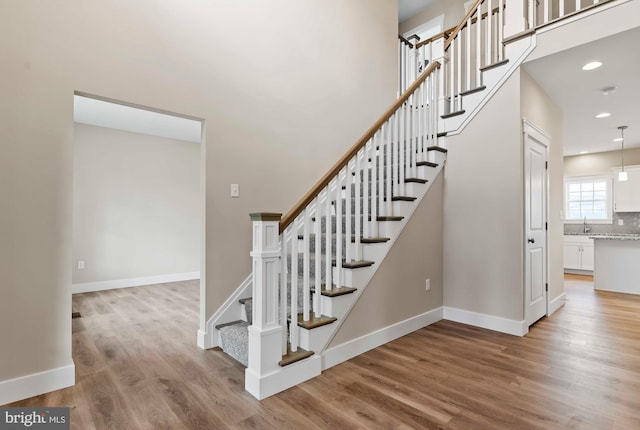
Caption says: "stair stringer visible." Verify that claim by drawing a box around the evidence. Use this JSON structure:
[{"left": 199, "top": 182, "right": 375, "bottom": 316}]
[
  {"left": 441, "top": 35, "right": 537, "bottom": 136},
  {"left": 198, "top": 274, "right": 252, "bottom": 349},
  {"left": 297, "top": 151, "right": 447, "bottom": 358}
]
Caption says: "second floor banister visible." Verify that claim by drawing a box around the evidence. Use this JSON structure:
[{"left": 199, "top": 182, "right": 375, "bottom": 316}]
[
  {"left": 525, "top": 0, "right": 617, "bottom": 29},
  {"left": 398, "top": 0, "right": 508, "bottom": 117}
]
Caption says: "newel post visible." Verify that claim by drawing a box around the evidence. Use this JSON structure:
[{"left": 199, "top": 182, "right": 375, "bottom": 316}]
[
  {"left": 503, "top": 0, "right": 527, "bottom": 38},
  {"left": 407, "top": 34, "right": 421, "bottom": 83},
  {"left": 245, "top": 212, "right": 283, "bottom": 399}
]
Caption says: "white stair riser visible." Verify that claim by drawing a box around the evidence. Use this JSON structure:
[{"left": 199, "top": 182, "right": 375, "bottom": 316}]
[
  {"left": 320, "top": 292, "right": 357, "bottom": 319},
  {"left": 299, "top": 323, "right": 335, "bottom": 352}
]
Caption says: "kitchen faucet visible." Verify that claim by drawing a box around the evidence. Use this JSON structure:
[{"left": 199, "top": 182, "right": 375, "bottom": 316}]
[{"left": 583, "top": 217, "right": 591, "bottom": 234}]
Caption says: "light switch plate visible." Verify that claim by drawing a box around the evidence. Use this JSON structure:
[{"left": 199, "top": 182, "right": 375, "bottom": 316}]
[
  {"left": 231, "top": 184, "right": 239, "bottom": 198},
  {"left": 78, "top": 260, "right": 85, "bottom": 270},
  {"left": 618, "top": 219, "right": 624, "bottom": 226}
]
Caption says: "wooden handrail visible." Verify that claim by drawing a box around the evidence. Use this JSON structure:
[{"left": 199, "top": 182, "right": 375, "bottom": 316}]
[
  {"left": 279, "top": 61, "right": 442, "bottom": 233},
  {"left": 415, "top": 26, "right": 456, "bottom": 48},
  {"left": 445, "top": 0, "right": 483, "bottom": 49}
]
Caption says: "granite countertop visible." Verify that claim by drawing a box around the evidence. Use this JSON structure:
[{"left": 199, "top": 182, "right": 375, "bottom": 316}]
[{"left": 588, "top": 234, "right": 640, "bottom": 240}]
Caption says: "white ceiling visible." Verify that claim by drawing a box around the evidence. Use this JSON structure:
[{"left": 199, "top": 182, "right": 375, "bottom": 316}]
[
  {"left": 398, "top": 0, "right": 438, "bottom": 23},
  {"left": 523, "top": 26, "right": 640, "bottom": 157},
  {"left": 73, "top": 96, "right": 202, "bottom": 143}
]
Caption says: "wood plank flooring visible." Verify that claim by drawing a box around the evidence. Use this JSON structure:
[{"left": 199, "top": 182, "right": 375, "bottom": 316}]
[{"left": 7, "top": 275, "right": 640, "bottom": 429}]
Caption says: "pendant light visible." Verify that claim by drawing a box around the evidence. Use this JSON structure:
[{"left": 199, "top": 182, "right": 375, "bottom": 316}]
[{"left": 618, "top": 126, "right": 628, "bottom": 182}]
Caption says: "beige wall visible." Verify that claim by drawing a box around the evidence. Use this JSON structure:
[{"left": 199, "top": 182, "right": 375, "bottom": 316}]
[
  {"left": 564, "top": 148, "right": 640, "bottom": 176},
  {"left": 520, "top": 69, "right": 565, "bottom": 306},
  {"left": 0, "top": 0, "right": 398, "bottom": 389},
  {"left": 329, "top": 172, "right": 444, "bottom": 347},
  {"left": 73, "top": 124, "right": 200, "bottom": 284},
  {"left": 443, "top": 73, "right": 524, "bottom": 321},
  {"left": 399, "top": 0, "right": 467, "bottom": 34}
]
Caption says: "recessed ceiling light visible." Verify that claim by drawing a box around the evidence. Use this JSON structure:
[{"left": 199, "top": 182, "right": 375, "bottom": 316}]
[
  {"left": 582, "top": 61, "right": 603, "bottom": 71},
  {"left": 579, "top": 151, "right": 589, "bottom": 154},
  {"left": 614, "top": 137, "right": 623, "bottom": 142},
  {"left": 596, "top": 112, "right": 611, "bottom": 118}
]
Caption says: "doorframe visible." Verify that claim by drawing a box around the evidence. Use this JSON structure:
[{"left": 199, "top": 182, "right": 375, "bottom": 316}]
[{"left": 522, "top": 118, "right": 551, "bottom": 323}]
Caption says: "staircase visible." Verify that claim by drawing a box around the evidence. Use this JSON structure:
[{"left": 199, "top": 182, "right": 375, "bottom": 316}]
[
  {"left": 218, "top": 142, "right": 448, "bottom": 369},
  {"left": 205, "top": 0, "right": 616, "bottom": 400}
]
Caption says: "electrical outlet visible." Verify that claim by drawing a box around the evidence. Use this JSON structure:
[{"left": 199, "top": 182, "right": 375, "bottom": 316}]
[
  {"left": 425, "top": 278, "right": 431, "bottom": 291},
  {"left": 231, "top": 184, "right": 240, "bottom": 198},
  {"left": 618, "top": 219, "right": 624, "bottom": 226},
  {"left": 78, "top": 260, "right": 85, "bottom": 270}
]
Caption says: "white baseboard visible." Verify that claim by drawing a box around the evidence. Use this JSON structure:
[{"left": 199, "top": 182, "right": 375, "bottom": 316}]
[
  {"left": 245, "top": 355, "right": 322, "bottom": 400},
  {"left": 197, "top": 274, "right": 252, "bottom": 350},
  {"left": 548, "top": 292, "right": 566, "bottom": 316},
  {"left": 443, "top": 306, "right": 527, "bottom": 337},
  {"left": 0, "top": 363, "right": 75, "bottom": 406},
  {"left": 72, "top": 271, "right": 200, "bottom": 294},
  {"left": 322, "top": 307, "right": 444, "bottom": 370}
]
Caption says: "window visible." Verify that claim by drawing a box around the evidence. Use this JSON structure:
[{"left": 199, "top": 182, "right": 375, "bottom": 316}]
[{"left": 564, "top": 175, "right": 613, "bottom": 223}]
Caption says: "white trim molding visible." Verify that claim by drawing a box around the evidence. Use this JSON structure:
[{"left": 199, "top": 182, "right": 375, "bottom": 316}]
[
  {"left": 443, "top": 306, "right": 528, "bottom": 337},
  {"left": 548, "top": 292, "right": 567, "bottom": 316},
  {"left": 322, "top": 307, "right": 444, "bottom": 370},
  {"left": 197, "top": 274, "right": 252, "bottom": 350},
  {"left": 0, "top": 363, "right": 75, "bottom": 406},
  {"left": 72, "top": 271, "right": 200, "bottom": 294}
]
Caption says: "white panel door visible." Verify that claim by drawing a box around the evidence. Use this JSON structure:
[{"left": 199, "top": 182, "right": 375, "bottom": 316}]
[{"left": 524, "top": 121, "right": 548, "bottom": 327}]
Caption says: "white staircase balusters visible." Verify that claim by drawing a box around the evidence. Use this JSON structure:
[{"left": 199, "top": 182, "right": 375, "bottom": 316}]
[
  {"left": 485, "top": 0, "right": 493, "bottom": 65},
  {"left": 335, "top": 169, "right": 344, "bottom": 288},
  {"left": 302, "top": 207, "right": 311, "bottom": 322},
  {"left": 325, "top": 183, "right": 332, "bottom": 293},
  {"left": 387, "top": 117, "right": 393, "bottom": 215},
  {"left": 371, "top": 134, "right": 379, "bottom": 237},
  {"left": 290, "top": 218, "right": 299, "bottom": 351},
  {"left": 355, "top": 151, "right": 362, "bottom": 262},
  {"left": 363, "top": 142, "right": 370, "bottom": 239},
  {"left": 314, "top": 197, "right": 321, "bottom": 319}
]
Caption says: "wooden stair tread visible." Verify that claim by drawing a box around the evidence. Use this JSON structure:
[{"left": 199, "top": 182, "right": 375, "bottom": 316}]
[
  {"left": 405, "top": 177, "right": 428, "bottom": 184},
  {"left": 238, "top": 297, "right": 252, "bottom": 304},
  {"left": 358, "top": 237, "right": 390, "bottom": 244},
  {"left": 441, "top": 109, "right": 465, "bottom": 119},
  {"left": 427, "top": 146, "right": 448, "bottom": 154},
  {"left": 416, "top": 161, "right": 438, "bottom": 168},
  {"left": 279, "top": 346, "right": 314, "bottom": 367},
  {"left": 331, "top": 259, "right": 375, "bottom": 268},
  {"left": 391, "top": 196, "right": 416, "bottom": 202},
  {"left": 377, "top": 216, "right": 404, "bottom": 221},
  {"left": 319, "top": 286, "right": 358, "bottom": 297},
  {"left": 459, "top": 85, "right": 486, "bottom": 97},
  {"left": 480, "top": 58, "right": 509, "bottom": 72},
  {"left": 296, "top": 314, "right": 337, "bottom": 329},
  {"left": 437, "top": 131, "right": 448, "bottom": 138},
  {"left": 215, "top": 320, "right": 245, "bottom": 330}
]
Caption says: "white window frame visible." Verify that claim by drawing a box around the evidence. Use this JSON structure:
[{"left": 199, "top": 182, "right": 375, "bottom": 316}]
[{"left": 563, "top": 174, "right": 613, "bottom": 224}]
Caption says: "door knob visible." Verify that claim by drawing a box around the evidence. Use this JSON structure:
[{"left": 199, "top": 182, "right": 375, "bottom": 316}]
[{"left": 528, "top": 238, "right": 535, "bottom": 244}]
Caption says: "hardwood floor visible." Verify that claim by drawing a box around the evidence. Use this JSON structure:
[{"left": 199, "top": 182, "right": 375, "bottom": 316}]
[{"left": 8, "top": 275, "right": 640, "bottom": 429}]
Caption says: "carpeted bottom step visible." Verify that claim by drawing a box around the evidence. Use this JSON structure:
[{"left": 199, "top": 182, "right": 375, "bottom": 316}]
[{"left": 219, "top": 321, "right": 250, "bottom": 367}]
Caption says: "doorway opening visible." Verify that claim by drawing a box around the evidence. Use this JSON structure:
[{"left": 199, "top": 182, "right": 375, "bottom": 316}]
[{"left": 71, "top": 92, "right": 205, "bottom": 340}]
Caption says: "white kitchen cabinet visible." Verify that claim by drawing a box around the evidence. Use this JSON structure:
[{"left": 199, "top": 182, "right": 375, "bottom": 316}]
[
  {"left": 564, "top": 235, "right": 594, "bottom": 272},
  {"left": 613, "top": 165, "right": 640, "bottom": 212}
]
